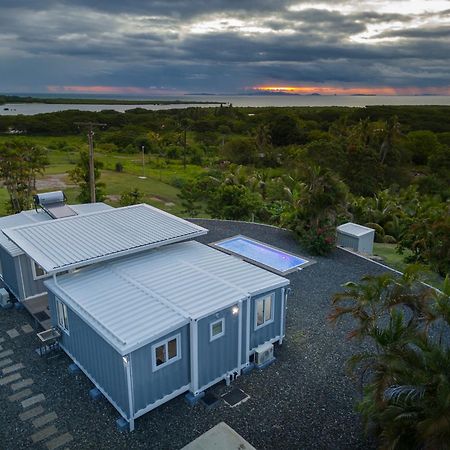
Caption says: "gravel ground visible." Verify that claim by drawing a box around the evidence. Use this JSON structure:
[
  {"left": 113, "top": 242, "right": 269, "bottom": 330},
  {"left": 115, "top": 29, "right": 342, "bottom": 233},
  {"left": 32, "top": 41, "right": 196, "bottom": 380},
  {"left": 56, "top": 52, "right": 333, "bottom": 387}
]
[{"left": 0, "top": 220, "right": 389, "bottom": 450}]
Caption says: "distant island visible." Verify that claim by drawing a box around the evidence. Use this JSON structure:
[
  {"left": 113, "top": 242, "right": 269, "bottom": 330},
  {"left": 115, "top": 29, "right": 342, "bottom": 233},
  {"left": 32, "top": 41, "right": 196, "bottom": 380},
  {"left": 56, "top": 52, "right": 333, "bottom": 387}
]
[{"left": 0, "top": 95, "right": 223, "bottom": 106}]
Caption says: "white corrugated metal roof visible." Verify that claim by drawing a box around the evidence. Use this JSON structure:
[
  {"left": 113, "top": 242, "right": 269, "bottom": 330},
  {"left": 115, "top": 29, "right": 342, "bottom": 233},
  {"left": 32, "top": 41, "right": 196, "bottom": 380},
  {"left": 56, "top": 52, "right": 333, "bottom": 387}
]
[
  {"left": 3, "top": 204, "right": 208, "bottom": 272},
  {"left": 0, "top": 203, "right": 113, "bottom": 257},
  {"left": 45, "top": 241, "right": 289, "bottom": 355},
  {"left": 337, "top": 222, "right": 375, "bottom": 237}
]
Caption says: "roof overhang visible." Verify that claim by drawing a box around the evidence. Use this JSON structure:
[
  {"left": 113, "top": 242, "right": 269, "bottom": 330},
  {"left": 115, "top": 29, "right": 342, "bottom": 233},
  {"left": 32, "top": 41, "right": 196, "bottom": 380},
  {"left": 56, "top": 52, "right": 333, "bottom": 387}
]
[{"left": 2, "top": 204, "right": 208, "bottom": 274}]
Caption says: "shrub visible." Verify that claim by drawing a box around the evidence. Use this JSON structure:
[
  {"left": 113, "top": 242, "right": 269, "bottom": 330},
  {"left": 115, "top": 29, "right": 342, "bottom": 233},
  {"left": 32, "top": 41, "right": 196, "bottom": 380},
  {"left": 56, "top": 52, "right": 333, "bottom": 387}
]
[
  {"left": 383, "top": 234, "right": 397, "bottom": 244},
  {"left": 115, "top": 162, "right": 124, "bottom": 173},
  {"left": 295, "top": 223, "right": 336, "bottom": 255}
]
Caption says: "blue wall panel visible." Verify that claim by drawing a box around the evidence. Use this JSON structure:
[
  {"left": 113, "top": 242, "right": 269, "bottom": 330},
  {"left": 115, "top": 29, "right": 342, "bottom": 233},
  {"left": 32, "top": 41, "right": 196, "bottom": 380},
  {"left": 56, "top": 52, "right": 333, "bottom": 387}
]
[
  {"left": 131, "top": 325, "right": 190, "bottom": 414},
  {"left": 0, "top": 248, "right": 21, "bottom": 299},
  {"left": 197, "top": 305, "right": 240, "bottom": 389},
  {"left": 48, "top": 292, "right": 129, "bottom": 417}
]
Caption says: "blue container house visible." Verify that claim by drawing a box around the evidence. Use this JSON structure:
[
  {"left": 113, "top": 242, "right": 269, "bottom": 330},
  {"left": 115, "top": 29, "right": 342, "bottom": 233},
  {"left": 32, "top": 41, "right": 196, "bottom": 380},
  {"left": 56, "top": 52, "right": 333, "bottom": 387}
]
[{"left": 1, "top": 203, "right": 290, "bottom": 430}]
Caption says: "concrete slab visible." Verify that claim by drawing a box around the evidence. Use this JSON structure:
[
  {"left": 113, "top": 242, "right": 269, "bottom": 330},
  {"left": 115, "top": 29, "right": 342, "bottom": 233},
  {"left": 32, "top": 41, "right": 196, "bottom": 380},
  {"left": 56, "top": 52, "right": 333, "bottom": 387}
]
[
  {"left": 11, "top": 378, "right": 34, "bottom": 391},
  {"left": 0, "top": 349, "right": 14, "bottom": 359},
  {"left": 6, "top": 329, "right": 19, "bottom": 338},
  {"left": 182, "top": 422, "right": 256, "bottom": 450},
  {"left": 33, "top": 411, "right": 58, "bottom": 428},
  {"left": 0, "top": 372, "right": 21, "bottom": 385},
  {"left": 2, "top": 362, "right": 25, "bottom": 375},
  {"left": 46, "top": 432, "right": 73, "bottom": 450},
  {"left": 8, "top": 388, "right": 33, "bottom": 402},
  {"left": 21, "top": 393, "right": 45, "bottom": 408},
  {"left": 31, "top": 425, "right": 58, "bottom": 443},
  {"left": 19, "top": 405, "right": 45, "bottom": 421},
  {"left": 22, "top": 324, "right": 34, "bottom": 334},
  {"left": 0, "top": 358, "right": 13, "bottom": 368}
]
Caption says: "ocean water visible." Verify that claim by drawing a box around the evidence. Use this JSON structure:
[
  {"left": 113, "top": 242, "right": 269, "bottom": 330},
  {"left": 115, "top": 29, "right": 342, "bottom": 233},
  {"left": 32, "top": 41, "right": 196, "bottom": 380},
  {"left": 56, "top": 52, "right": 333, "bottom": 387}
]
[{"left": 1, "top": 95, "right": 450, "bottom": 115}]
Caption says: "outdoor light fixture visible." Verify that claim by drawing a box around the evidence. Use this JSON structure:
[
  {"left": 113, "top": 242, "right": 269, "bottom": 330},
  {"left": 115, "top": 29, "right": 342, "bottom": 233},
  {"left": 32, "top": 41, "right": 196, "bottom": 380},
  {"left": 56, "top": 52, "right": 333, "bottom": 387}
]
[
  {"left": 122, "top": 355, "right": 129, "bottom": 365},
  {"left": 232, "top": 306, "right": 239, "bottom": 315}
]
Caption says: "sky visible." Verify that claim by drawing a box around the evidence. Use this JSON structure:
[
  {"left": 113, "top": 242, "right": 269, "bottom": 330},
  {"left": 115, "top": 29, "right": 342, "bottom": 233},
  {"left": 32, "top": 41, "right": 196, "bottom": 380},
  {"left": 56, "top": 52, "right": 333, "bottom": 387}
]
[{"left": 0, "top": 0, "right": 449, "bottom": 96}]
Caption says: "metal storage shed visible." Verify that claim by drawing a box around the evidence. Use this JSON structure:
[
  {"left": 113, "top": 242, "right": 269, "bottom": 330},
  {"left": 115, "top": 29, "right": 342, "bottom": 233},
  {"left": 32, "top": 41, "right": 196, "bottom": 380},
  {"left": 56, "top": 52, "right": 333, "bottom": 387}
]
[
  {"left": 42, "top": 240, "right": 289, "bottom": 431},
  {"left": 336, "top": 222, "right": 375, "bottom": 255}
]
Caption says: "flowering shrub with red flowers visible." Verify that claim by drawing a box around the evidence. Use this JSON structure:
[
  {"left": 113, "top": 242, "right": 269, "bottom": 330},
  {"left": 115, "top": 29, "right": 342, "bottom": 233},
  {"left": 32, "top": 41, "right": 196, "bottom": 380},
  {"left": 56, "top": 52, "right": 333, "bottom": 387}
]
[{"left": 295, "top": 222, "right": 336, "bottom": 255}]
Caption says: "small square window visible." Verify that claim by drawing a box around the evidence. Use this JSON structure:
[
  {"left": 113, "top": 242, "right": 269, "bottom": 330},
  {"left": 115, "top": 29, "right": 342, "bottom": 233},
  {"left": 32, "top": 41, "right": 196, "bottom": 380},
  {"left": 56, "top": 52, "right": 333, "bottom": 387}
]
[
  {"left": 255, "top": 293, "right": 274, "bottom": 330},
  {"left": 152, "top": 334, "right": 181, "bottom": 371},
  {"left": 210, "top": 318, "right": 225, "bottom": 341}
]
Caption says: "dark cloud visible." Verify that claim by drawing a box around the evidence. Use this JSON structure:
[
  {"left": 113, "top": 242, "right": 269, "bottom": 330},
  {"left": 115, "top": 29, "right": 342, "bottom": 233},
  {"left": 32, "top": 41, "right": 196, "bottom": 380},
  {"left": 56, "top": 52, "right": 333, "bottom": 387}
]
[{"left": 0, "top": 1, "right": 449, "bottom": 93}]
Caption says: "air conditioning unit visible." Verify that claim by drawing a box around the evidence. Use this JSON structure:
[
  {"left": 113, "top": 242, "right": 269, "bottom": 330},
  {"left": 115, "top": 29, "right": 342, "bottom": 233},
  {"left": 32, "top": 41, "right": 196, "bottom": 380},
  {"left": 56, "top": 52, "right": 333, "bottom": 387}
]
[
  {"left": 254, "top": 342, "right": 275, "bottom": 368},
  {"left": 0, "top": 288, "right": 11, "bottom": 308}
]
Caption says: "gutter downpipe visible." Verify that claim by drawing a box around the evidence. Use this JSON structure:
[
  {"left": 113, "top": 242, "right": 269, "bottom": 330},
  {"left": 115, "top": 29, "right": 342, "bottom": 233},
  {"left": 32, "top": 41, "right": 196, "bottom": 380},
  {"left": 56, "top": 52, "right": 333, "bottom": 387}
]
[
  {"left": 124, "top": 354, "right": 135, "bottom": 432},
  {"left": 190, "top": 318, "right": 199, "bottom": 395},
  {"left": 237, "top": 298, "right": 243, "bottom": 372},
  {"left": 280, "top": 287, "right": 286, "bottom": 345},
  {"left": 246, "top": 295, "right": 251, "bottom": 364}
]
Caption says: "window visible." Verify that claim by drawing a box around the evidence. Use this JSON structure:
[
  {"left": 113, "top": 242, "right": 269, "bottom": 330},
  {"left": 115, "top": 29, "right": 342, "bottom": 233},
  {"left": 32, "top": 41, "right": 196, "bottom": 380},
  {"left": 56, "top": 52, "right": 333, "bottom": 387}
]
[
  {"left": 56, "top": 299, "right": 69, "bottom": 333},
  {"left": 255, "top": 293, "right": 274, "bottom": 329},
  {"left": 31, "top": 260, "right": 49, "bottom": 280},
  {"left": 152, "top": 334, "right": 181, "bottom": 371},
  {"left": 210, "top": 318, "right": 225, "bottom": 341}
]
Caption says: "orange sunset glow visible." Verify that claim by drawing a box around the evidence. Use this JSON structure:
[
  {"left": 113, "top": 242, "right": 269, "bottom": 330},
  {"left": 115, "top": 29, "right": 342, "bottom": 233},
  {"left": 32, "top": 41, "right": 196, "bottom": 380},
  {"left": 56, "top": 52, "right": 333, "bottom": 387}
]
[{"left": 253, "top": 86, "right": 450, "bottom": 96}]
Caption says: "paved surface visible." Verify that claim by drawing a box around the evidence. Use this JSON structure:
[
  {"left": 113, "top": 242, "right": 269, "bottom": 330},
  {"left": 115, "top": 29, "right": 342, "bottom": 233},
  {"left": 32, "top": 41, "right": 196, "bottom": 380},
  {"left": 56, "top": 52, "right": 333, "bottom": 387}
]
[
  {"left": 0, "top": 220, "right": 387, "bottom": 449},
  {"left": 182, "top": 422, "right": 256, "bottom": 450}
]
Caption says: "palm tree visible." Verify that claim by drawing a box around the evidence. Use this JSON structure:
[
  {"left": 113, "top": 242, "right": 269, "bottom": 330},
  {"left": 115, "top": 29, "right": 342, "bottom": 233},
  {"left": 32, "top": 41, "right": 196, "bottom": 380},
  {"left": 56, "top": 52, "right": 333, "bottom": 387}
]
[{"left": 329, "top": 268, "right": 450, "bottom": 449}]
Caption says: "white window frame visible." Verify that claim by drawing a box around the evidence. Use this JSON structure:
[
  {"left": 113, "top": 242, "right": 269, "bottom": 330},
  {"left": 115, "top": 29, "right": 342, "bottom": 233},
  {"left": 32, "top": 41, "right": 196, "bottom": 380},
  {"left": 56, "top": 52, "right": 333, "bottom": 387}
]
[
  {"left": 210, "top": 318, "right": 225, "bottom": 342},
  {"left": 56, "top": 299, "right": 70, "bottom": 334},
  {"left": 254, "top": 293, "right": 275, "bottom": 330},
  {"left": 151, "top": 333, "right": 181, "bottom": 372},
  {"left": 31, "top": 260, "right": 50, "bottom": 281}
]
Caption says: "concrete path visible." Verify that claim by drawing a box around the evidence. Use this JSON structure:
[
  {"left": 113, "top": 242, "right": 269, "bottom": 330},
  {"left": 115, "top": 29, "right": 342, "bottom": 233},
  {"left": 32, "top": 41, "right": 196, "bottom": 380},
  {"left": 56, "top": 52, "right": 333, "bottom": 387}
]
[{"left": 0, "top": 323, "right": 74, "bottom": 449}]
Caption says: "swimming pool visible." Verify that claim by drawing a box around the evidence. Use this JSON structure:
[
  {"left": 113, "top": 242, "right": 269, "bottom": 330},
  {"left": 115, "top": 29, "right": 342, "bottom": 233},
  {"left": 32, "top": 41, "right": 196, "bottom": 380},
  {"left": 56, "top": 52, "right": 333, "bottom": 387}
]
[{"left": 213, "top": 235, "right": 311, "bottom": 275}]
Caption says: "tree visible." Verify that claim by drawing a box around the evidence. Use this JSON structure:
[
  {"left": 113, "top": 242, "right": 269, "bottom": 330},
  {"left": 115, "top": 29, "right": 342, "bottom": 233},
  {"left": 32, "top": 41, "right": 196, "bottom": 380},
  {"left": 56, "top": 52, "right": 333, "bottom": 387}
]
[
  {"left": 329, "top": 268, "right": 450, "bottom": 449},
  {"left": 406, "top": 130, "right": 441, "bottom": 165},
  {"left": 207, "top": 184, "right": 262, "bottom": 220},
  {"left": 280, "top": 165, "right": 348, "bottom": 254},
  {"left": 178, "top": 182, "right": 203, "bottom": 216},
  {"left": 119, "top": 188, "right": 143, "bottom": 206},
  {"left": 0, "top": 140, "right": 48, "bottom": 213},
  {"left": 68, "top": 150, "right": 105, "bottom": 203},
  {"left": 221, "top": 136, "right": 258, "bottom": 165}
]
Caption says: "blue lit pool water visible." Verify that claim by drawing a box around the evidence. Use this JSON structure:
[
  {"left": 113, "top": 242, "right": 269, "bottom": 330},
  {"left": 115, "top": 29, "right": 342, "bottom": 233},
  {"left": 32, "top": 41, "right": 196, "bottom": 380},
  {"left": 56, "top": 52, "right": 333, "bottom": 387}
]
[{"left": 215, "top": 236, "right": 308, "bottom": 273}]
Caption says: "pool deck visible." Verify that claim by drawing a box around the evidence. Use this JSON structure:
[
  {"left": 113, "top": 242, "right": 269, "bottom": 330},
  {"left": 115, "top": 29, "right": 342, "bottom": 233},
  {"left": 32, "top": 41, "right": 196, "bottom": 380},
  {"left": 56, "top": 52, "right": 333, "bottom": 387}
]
[{"left": 0, "top": 219, "right": 388, "bottom": 449}]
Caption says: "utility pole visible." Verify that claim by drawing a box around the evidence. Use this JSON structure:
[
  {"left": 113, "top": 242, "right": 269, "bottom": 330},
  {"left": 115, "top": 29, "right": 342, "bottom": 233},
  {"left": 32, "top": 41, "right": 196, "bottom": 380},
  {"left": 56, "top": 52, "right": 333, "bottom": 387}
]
[
  {"left": 74, "top": 122, "right": 106, "bottom": 203},
  {"left": 183, "top": 127, "right": 187, "bottom": 170}
]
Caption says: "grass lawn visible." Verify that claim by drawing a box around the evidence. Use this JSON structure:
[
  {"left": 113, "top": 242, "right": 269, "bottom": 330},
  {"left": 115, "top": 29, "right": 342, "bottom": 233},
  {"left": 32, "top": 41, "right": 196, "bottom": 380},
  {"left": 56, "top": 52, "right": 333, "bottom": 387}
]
[
  {"left": 373, "top": 242, "right": 445, "bottom": 290},
  {"left": 0, "top": 143, "right": 207, "bottom": 217}
]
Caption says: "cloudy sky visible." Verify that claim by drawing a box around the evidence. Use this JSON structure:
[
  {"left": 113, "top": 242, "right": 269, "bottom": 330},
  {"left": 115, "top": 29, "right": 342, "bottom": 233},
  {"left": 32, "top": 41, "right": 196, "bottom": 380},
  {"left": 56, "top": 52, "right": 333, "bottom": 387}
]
[{"left": 1, "top": 0, "right": 449, "bottom": 95}]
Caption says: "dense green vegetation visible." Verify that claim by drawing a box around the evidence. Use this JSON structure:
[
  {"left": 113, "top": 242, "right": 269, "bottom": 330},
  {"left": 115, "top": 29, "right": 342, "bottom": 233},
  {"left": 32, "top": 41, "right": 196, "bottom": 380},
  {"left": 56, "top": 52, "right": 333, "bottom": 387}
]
[
  {"left": 0, "top": 105, "right": 448, "bottom": 278},
  {"left": 330, "top": 268, "right": 450, "bottom": 449},
  {"left": 0, "top": 95, "right": 221, "bottom": 105},
  {"left": 1, "top": 105, "right": 449, "bottom": 447}
]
